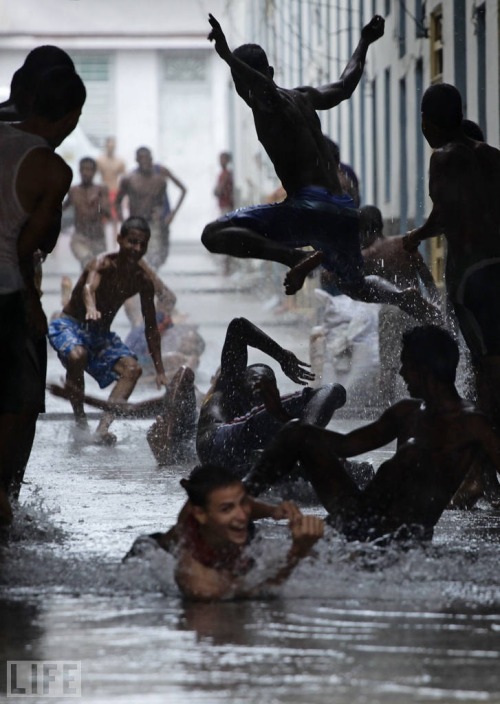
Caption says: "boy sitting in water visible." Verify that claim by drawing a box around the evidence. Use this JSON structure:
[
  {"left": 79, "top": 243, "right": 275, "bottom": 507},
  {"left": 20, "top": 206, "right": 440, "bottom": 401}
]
[
  {"left": 48, "top": 216, "right": 168, "bottom": 445},
  {"left": 171, "top": 464, "right": 324, "bottom": 600},
  {"left": 245, "top": 326, "right": 500, "bottom": 541}
]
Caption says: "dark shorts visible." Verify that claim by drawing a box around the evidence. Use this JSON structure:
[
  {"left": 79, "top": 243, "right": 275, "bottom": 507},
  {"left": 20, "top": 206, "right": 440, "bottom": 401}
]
[
  {"left": 0, "top": 292, "right": 27, "bottom": 413},
  {"left": 454, "top": 258, "right": 500, "bottom": 358},
  {"left": 202, "top": 388, "right": 315, "bottom": 473},
  {"left": 326, "top": 500, "right": 433, "bottom": 544},
  {"left": 48, "top": 315, "right": 137, "bottom": 389},
  {"left": 0, "top": 292, "right": 46, "bottom": 414},
  {"left": 219, "top": 187, "right": 364, "bottom": 286},
  {"left": 22, "top": 336, "right": 47, "bottom": 414}
]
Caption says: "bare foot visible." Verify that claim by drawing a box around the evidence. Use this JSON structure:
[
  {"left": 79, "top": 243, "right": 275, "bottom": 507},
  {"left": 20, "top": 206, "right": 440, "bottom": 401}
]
[
  {"left": 75, "top": 414, "right": 90, "bottom": 430},
  {"left": 94, "top": 431, "right": 117, "bottom": 447},
  {"left": 284, "top": 251, "right": 324, "bottom": 295}
]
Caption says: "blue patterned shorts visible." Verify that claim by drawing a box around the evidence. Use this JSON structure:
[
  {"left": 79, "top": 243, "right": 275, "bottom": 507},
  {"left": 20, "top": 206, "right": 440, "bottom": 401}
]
[{"left": 48, "top": 315, "right": 137, "bottom": 388}]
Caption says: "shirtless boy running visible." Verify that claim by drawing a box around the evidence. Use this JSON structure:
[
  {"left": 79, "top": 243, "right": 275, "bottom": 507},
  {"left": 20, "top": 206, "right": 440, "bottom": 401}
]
[
  {"left": 64, "top": 156, "right": 111, "bottom": 269},
  {"left": 245, "top": 326, "right": 500, "bottom": 542},
  {"left": 48, "top": 216, "right": 168, "bottom": 444}
]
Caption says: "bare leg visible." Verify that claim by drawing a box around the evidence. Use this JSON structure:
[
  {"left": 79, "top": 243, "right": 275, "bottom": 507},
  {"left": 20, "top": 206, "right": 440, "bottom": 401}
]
[
  {"left": 6, "top": 413, "right": 38, "bottom": 501},
  {"left": 61, "top": 276, "right": 72, "bottom": 307},
  {"left": 202, "top": 221, "right": 311, "bottom": 270},
  {"left": 95, "top": 356, "right": 142, "bottom": 444},
  {"left": 123, "top": 294, "right": 142, "bottom": 328},
  {"left": 244, "top": 420, "right": 361, "bottom": 515},
  {"left": 146, "top": 366, "right": 196, "bottom": 464},
  {"left": 64, "top": 346, "right": 89, "bottom": 429},
  {"left": 0, "top": 413, "right": 18, "bottom": 525},
  {"left": 342, "top": 275, "right": 442, "bottom": 324}
]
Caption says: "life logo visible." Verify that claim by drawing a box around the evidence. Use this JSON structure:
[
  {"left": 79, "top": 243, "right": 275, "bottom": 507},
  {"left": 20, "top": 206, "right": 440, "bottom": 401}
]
[{"left": 7, "top": 661, "right": 81, "bottom": 698}]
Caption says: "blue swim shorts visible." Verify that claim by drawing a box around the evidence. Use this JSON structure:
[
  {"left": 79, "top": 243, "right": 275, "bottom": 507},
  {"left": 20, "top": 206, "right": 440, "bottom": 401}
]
[
  {"left": 48, "top": 315, "right": 137, "bottom": 389},
  {"left": 219, "top": 187, "right": 363, "bottom": 286}
]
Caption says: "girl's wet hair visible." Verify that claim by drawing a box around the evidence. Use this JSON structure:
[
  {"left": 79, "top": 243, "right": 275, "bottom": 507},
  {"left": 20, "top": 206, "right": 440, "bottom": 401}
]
[
  {"left": 402, "top": 325, "right": 459, "bottom": 383},
  {"left": 120, "top": 216, "right": 151, "bottom": 238},
  {"left": 180, "top": 464, "right": 240, "bottom": 507}
]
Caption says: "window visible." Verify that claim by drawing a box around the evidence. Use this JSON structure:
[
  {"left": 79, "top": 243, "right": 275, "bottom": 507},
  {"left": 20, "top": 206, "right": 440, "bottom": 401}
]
[
  {"left": 430, "top": 8, "right": 443, "bottom": 83},
  {"left": 372, "top": 78, "right": 378, "bottom": 205},
  {"left": 399, "top": 78, "right": 408, "bottom": 230},
  {"left": 384, "top": 68, "right": 391, "bottom": 203},
  {"left": 415, "top": 0, "right": 427, "bottom": 38},
  {"left": 415, "top": 59, "right": 425, "bottom": 227},
  {"left": 398, "top": 2, "right": 406, "bottom": 57},
  {"left": 475, "top": 3, "right": 486, "bottom": 136},
  {"left": 72, "top": 54, "right": 113, "bottom": 148},
  {"left": 453, "top": 0, "right": 467, "bottom": 110}
]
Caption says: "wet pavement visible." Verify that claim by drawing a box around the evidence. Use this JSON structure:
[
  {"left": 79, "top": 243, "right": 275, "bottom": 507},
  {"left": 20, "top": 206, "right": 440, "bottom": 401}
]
[{"left": 1, "top": 235, "right": 500, "bottom": 703}]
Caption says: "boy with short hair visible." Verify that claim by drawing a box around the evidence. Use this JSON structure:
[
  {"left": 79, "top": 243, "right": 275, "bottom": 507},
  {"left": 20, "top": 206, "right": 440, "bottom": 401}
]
[
  {"left": 64, "top": 156, "right": 111, "bottom": 269},
  {"left": 48, "top": 216, "right": 168, "bottom": 445},
  {"left": 245, "top": 326, "right": 500, "bottom": 540},
  {"left": 173, "top": 464, "right": 324, "bottom": 600}
]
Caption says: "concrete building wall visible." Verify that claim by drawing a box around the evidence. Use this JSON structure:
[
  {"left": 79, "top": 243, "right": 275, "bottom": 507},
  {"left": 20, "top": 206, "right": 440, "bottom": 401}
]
[
  {"left": 225, "top": 0, "right": 499, "bottom": 257},
  {"left": 0, "top": 0, "right": 231, "bottom": 240}
]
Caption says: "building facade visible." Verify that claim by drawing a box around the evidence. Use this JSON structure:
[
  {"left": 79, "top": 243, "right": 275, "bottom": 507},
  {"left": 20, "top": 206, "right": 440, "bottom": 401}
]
[
  {"left": 0, "top": 0, "right": 233, "bottom": 240},
  {"left": 225, "top": 0, "right": 500, "bottom": 279}
]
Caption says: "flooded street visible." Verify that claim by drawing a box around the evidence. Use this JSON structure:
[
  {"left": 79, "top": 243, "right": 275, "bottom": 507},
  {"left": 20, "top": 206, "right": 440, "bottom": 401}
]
[{"left": 1, "top": 239, "right": 500, "bottom": 703}]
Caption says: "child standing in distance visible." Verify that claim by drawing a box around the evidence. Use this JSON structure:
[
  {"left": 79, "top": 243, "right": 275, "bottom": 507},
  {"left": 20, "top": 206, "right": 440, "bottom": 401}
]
[
  {"left": 64, "top": 156, "right": 111, "bottom": 269},
  {"left": 48, "top": 216, "right": 168, "bottom": 445},
  {"left": 214, "top": 151, "right": 234, "bottom": 216}
]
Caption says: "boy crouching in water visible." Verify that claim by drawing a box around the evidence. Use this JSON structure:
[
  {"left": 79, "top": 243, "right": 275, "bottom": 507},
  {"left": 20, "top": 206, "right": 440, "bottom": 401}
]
[{"left": 48, "top": 216, "right": 168, "bottom": 445}]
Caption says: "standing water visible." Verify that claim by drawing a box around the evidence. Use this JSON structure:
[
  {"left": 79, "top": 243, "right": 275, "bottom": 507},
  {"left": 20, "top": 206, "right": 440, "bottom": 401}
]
[{"left": 1, "top": 240, "right": 499, "bottom": 703}]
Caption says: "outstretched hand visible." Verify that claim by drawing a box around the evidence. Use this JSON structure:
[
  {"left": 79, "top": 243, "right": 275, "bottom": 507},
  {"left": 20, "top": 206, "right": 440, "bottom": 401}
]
[
  {"left": 207, "top": 13, "right": 231, "bottom": 60},
  {"left": 279, "top": 349, "right": 315, "bottom": 385},
  {"left": 361, "top": 15, "right": 385, "bottom": 43},
  {"left": 289, "top": 515, "right": 324, "bottom": 556}
]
